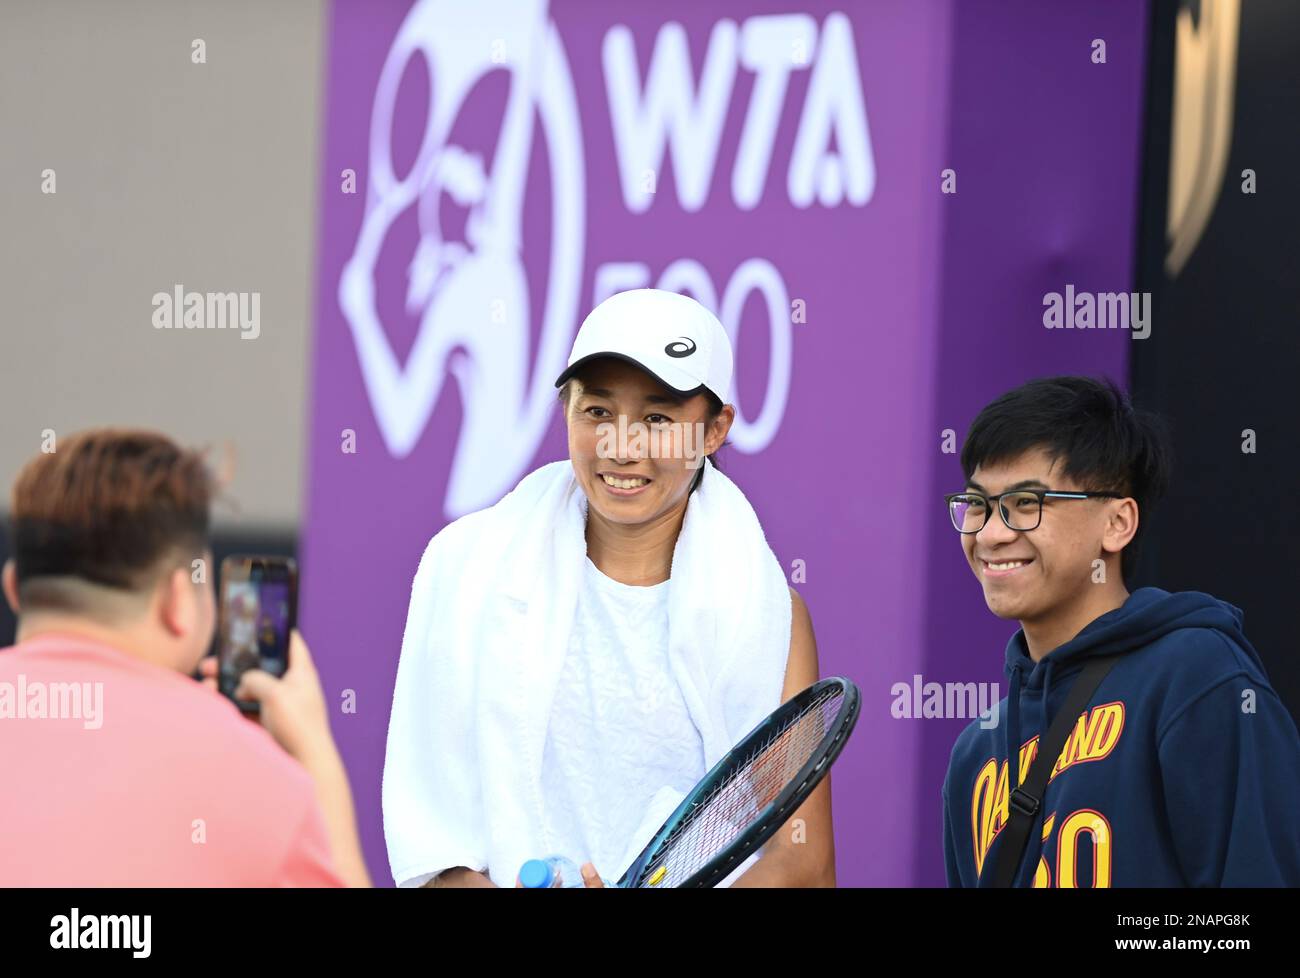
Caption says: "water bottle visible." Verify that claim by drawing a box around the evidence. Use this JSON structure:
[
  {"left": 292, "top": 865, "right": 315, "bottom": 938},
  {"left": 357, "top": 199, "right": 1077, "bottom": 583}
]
[{"left": 518, "top": 855, "right": 586, "bottom": 888}]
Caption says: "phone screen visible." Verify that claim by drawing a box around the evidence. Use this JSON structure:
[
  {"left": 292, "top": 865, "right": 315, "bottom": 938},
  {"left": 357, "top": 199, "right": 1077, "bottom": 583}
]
[{"left": 217, "top": 556, "right": 296, "bottom": 711}]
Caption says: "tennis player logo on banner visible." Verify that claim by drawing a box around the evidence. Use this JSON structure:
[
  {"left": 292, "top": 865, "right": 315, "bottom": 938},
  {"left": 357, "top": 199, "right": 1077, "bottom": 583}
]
[{"left": 339, "top": 0, "right": 586, "bottom": 516}]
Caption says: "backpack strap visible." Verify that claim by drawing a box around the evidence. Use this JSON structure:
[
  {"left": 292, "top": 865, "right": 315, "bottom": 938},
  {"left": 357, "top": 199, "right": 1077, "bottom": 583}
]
[{"left": 989, "top": 654, "right": 1121, "bottom": 887}]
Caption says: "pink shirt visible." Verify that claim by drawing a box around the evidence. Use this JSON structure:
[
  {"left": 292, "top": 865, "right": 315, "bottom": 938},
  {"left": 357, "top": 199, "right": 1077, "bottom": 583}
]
[{"left": 0, "top": 633, "right": 344, "bottom": 887}]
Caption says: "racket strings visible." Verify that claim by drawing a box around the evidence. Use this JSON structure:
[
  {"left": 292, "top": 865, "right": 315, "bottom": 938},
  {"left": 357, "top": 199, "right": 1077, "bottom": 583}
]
[{"left": 637, "top": 686, "right": 845, "bottom": 886}]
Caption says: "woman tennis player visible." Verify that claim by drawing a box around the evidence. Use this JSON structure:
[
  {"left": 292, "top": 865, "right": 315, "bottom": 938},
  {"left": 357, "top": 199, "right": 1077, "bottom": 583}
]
[{"left": 382, "top": 288, "right": 832, "bottom": 888}]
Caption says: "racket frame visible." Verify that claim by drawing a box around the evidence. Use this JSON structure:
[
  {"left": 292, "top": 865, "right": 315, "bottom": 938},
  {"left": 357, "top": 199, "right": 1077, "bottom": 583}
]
[{"left": 616, "top": 675, "right": 861, "bottom": 888}]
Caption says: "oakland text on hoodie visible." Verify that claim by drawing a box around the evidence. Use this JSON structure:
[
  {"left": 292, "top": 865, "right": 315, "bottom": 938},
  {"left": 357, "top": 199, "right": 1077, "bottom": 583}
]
[{"left": 943, "top": 587, "right": 1300, "bottom": 887}]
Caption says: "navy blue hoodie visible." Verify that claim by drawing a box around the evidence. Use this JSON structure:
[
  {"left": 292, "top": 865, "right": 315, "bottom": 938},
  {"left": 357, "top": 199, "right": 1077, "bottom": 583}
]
[{"left": 943, "top": 587, "right": 1300, "bottom": 887}]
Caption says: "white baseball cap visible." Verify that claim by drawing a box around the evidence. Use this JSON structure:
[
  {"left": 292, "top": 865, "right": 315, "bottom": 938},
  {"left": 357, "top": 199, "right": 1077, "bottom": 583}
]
[{"left": 554, "top": 289, "right": 733, "bottom": 403}]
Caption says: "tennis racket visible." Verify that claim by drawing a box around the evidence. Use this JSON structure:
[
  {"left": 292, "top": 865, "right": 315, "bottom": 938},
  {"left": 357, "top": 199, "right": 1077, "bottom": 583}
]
[{"left": 615, "top": 676, "right": 860, "bottom": 888}]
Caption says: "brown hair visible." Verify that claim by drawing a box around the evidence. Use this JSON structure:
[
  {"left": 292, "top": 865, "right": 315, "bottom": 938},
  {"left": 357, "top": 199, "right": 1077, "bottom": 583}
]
[
  {"left": 9, "top": 429, "right": 214, "bottom": 600},
  {"left": 557, "top": 376, "right": 729, "bottom": 494}
]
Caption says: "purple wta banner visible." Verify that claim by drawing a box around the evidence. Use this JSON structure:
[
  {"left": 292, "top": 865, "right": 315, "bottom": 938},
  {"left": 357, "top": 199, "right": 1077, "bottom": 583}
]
[{"left": 303, "top": 0, "right": 1145, "bottom": 886}]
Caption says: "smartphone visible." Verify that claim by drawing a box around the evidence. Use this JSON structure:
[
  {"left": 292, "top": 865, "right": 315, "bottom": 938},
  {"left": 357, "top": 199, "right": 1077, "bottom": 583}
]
[{"left": 217, "top": 555, "right": 297, "bottom": 712}]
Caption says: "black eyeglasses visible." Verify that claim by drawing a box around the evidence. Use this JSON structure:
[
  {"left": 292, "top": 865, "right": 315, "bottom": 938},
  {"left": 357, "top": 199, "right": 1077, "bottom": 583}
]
[{"left": 944, "top": 489, "right": 1125, "bottom": 534}]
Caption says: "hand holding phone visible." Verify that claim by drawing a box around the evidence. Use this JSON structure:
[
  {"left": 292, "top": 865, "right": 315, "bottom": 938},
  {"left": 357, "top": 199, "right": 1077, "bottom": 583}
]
[
  {"left": 202, "top": 628, "right": 370, "bottom": 887},
  {"left": 234, "top": 629, "right": 335, "bottom": 763}
]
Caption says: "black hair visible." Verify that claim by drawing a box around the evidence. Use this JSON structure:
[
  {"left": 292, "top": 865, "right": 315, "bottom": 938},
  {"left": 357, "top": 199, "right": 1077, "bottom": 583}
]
[
  {"left": 688, "top": 387, "right": 726, "bottom": 495},
  {"left": 557, "top": 375, "right": 728, "bottom": 496},
  {"left": 960, "top": 376, "right": 1171, "bottom": 582}
]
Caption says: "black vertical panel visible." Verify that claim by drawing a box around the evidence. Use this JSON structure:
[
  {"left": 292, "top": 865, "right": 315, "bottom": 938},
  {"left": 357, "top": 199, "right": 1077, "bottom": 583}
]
[{"left": 1132, "top": 0, "right": 1300, "bottom": 725}]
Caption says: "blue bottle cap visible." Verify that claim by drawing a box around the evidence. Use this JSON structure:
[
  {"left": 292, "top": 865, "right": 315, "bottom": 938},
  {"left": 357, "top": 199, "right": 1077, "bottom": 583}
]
[{"left": 518, "top": 859, "right": 553, "bottom": 889}]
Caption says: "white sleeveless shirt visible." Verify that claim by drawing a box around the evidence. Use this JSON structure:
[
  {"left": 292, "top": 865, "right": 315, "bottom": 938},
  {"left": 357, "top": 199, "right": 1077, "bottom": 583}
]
[{"left": 537, "top": 555, "right": 706, "bottom": 879}]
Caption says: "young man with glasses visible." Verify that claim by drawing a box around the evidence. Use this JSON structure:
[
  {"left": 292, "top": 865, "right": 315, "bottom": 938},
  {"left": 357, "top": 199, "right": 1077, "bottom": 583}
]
[{"left": 941, "top": 376, "right": 1300, "bottom": 887}]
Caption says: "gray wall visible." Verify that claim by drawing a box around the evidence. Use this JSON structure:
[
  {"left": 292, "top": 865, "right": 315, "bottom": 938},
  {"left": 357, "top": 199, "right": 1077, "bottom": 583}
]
[{"left": 0, "top": 0, "right": 324, "bottom": 532}]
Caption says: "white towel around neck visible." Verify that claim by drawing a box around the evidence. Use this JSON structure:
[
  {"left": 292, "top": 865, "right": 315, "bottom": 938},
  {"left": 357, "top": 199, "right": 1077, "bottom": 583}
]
[{"left": 381, "top": 456, "right": 792, "bottom": 887}]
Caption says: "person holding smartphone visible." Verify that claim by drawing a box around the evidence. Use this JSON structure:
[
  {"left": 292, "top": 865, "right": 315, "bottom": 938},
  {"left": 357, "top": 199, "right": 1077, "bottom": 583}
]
[{"left": 0, "top": 429, "right": 370, "bottom": 887}]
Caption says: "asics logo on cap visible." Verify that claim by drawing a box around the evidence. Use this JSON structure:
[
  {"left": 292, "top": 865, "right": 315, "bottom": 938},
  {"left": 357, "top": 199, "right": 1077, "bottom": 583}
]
[{"left": 665, "top": 337, "right": 696, "bottom": 358}]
